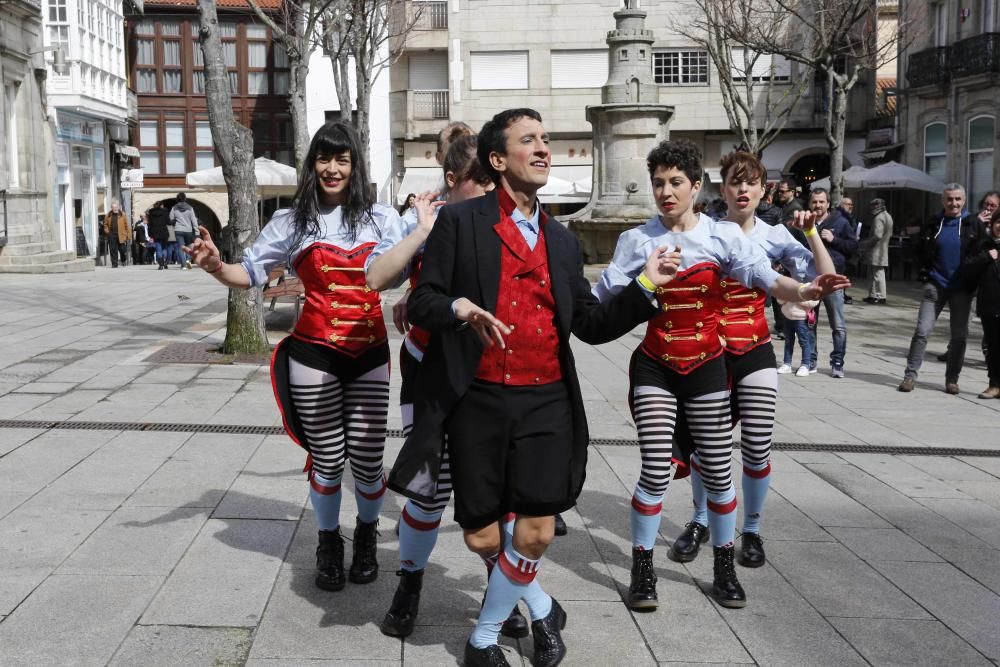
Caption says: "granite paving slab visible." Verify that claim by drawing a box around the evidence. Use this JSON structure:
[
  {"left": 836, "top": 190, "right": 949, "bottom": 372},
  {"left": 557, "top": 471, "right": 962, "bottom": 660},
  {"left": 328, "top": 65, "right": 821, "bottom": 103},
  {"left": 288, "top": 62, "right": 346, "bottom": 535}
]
[
  {"left": 827, "top": 617, "right": 991, "bottom": 667},
  {"left": 108, "top": 625, "right": 253, "bottom": 667}
]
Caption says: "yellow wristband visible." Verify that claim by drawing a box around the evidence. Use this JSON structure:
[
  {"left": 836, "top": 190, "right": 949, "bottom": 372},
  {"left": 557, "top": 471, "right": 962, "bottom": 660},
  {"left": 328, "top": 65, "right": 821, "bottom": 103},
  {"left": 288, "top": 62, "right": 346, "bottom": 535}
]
[
  {"left": 637, "top": 272, "right": 656, "bottom": 292},
  {"left": 804, "top": 226, "right": 818, "bottom": 238},
  {"left": 797, "top": 282, "right": 810, "bottom": 298}
]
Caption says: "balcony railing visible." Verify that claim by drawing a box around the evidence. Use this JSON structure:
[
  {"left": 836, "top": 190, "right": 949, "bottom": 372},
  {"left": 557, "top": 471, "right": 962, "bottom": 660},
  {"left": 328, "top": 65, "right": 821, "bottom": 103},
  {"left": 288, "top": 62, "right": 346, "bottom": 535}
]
[
  {"left": 906, "top": 46, "right": 949, "bottom": 87},
  {"left": 412, "top": 89, "right": 449, "bottom": 119},
  {"left": 412, "top": 1, "right": 448, "bottom": 30},
  {"left": 949, "top": 32, "right": 1000, "bottom": 79}
]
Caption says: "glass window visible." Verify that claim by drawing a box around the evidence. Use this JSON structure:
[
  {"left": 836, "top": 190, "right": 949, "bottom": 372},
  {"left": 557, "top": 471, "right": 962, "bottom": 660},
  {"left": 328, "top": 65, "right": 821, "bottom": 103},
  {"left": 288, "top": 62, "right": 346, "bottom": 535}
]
[
  {"left": 165, "top": 121, "right": 184, "bottom": 146},
  {"left": 136, "top": 39, "right": 154, "bottom": 65},
  {"left": 192, "top": 41, "right": 204, "bottom": 67},
  {"left": 140, "top": 150, "right": 160, "bottom": 175},
  {"left": 248, "top": 42, "right": 267, "bottom": 68},
  {"left": 229, "top": 71, "right": 239, "bottom": 94},
  {"left": 970, "top": 115, "right": 995, "bottom": 151},
  {"left": 139, "top": 120, "right": 158, "bottom": 147},
  {"left": 195, "top": 121, "right": 213, "bottom": 146},
  {"left": 160, "top": 22, "right": 180, "bottom": 37},
  {"left": 192, "top": 71, "right": 205, "bottom": 94},
  {"left": 924, "top": 122, "right": 947, "bottom": 181},
  {"left": 195, "top": 151, "right": 215, "bottom": 171},
  {"left": 968, "top": 115, "right": 995, "bottom": 207},
  {"left": 248, "top": 72, "right": 268, "bottom": 95},
  {"left": 164, "top": 151, "right": 185, "bottom": 174},
  {"left": 654, "top": 50, "right": 709, "bottom": 85},
  {"left": 48, "top": 0, "right": 67, "bottom": 23},
  {"left": 246, "top": 24, "right": 266, "bottom": 38},
  {"left": 163, "top": 41, "right": 181, "bottom": 66},
  {"left": 274, "top": 44, "right": 288, "bottom": 68},
  {"left": 273, "top": 71, "right": 290, "bottom": 95},
  {"left": 223, "top": 43, "right": 237, "bottom": 67},
  {"left": 163, "top": 71, "right": 182, "bottom": 93},
  {"left": 219, "top": 22, "right": 237, "bottom": 38},
  {"left": 136, "top": 69, "right": 156, "bottom": 93}
]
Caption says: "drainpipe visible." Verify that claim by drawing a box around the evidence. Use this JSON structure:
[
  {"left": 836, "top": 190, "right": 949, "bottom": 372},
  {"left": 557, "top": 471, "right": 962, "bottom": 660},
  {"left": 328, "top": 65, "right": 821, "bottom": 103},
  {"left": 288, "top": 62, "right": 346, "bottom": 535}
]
[{"left": 1, "top": 189, "right": 7, "bottom": 248}]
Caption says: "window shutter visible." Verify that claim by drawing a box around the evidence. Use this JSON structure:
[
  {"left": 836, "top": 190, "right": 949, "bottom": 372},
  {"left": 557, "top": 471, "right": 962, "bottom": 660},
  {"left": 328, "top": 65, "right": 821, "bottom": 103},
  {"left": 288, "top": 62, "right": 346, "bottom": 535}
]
[
  {"left": 470, "top": 51, "right": 529, "bottom": 90},
  {"left": 408, "top": 52, "right": 449, "bottom": 90},
  {"left": 551, "top": 50, "right": 608, "bottom": 88}
]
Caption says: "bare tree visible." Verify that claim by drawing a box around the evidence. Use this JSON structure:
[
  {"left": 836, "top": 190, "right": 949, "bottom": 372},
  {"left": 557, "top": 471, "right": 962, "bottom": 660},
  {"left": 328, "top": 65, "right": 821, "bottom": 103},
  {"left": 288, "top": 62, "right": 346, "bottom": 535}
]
[
  {"left": 197, "top": 0, "right": 268, "bottom": 354},
  {"left": 722, "top": 0, "right": 900, "bottom": 201},
  {"left": 677, "top": 0, "right": 813, "bottom": 155},
  {"left": 322, "top": 0, "right": 420, "bottom": 171},
  {"left": 245, "top": 0, "right": 338, "bottom": 169}
]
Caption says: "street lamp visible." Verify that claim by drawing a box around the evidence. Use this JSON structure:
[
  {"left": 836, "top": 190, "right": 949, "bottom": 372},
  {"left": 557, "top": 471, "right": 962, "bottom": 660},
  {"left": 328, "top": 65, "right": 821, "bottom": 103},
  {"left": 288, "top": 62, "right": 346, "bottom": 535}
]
[{"left": 29, "top": 46, "right": 70, "bottom": 76}]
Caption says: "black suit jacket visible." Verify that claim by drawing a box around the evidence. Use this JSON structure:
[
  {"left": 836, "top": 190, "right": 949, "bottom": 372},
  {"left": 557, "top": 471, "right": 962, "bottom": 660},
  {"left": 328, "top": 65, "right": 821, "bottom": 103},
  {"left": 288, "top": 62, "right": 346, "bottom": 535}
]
[{"left": 387, "top": 190, "right": 658, "bottom": 504}]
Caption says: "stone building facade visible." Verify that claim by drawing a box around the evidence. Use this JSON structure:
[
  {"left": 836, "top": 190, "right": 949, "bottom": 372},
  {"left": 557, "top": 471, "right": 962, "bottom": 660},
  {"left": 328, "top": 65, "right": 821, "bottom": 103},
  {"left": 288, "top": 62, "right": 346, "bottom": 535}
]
[{"left": 898, "top": 0, "right": 999, "bottom": 211}]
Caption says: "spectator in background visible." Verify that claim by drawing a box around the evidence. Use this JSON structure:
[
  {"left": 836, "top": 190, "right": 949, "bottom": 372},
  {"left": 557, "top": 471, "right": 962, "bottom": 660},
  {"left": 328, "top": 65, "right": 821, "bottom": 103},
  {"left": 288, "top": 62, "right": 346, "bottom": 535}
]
[
  {"left": 775, "top": 178, "right": 803, "bottom": 224},
  {"left": 147, "top": 202, "right": 171, "bottom": 270},
  {"left": 960, "top": 209, "right": 1000, "bottom": 398},
  {"left": 132, "top": 215, "right": 150, "bottom": 265},
  {"left": 837, "top": 196, "right": 862, "bottom": 303},
  {"left": 398, "top": 193, "right": 416, "bottom": 216},
  {"left": 102, "top": 199, "right": 130, "bottom": 268},
  {"left": 863, "top": 198, "right": 893, "bottom": 305},
  {"left": 976, "top": 191, "right": 999, "bottom": 225},
  {"left": 169, "top": 193, "right": 199, "bottom": 269},
  {"left": 806, "top": 188, "right": 857, "bottom": 378},
  {"left": 898, "top": 183, "right": 984, "bottom": 394},
  {"left": 755, "top": 187, "right": 782, "bottom": 226}
]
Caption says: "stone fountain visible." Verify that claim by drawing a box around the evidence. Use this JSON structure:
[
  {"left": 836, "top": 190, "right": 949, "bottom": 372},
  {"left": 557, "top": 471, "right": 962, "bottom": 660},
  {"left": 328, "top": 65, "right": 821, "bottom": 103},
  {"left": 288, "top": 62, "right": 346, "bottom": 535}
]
[{"left": 562, "top": 0, "right": 674, "bottom": 262}]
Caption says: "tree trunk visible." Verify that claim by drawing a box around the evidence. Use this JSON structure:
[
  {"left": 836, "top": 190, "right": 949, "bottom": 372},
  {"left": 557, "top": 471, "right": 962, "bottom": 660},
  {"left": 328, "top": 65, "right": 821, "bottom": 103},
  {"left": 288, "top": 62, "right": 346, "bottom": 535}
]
[
  {"left": 354, "top": 59, "right": 372, "bottom": 173},
  {"left": 332, "top": 46, "right": 353, "bottom": 123},
  {"left": 289, "top": 55, "right": 311, "bottom": 170},
  {"left": 828, "top": 77, "right": 851, "bottom": 205},
  {"left": 197, "top": 0, "right": 268, "bottom": 355}
]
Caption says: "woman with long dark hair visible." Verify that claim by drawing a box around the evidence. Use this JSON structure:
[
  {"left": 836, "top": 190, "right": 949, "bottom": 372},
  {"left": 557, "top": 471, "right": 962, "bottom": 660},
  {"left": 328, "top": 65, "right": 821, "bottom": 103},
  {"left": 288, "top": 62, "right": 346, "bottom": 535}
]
[
  {"left": 594, "top": 140, "right": 848, "bottom": 610},
  {"left": 184, "top": 121, "right": 399, "bottom": 593}
]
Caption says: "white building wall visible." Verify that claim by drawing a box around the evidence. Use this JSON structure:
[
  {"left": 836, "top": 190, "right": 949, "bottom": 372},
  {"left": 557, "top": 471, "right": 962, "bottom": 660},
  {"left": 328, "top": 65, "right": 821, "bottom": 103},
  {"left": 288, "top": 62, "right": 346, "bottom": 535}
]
[{"left": 306, "top": 48, "right": 393, "bottom": 205}]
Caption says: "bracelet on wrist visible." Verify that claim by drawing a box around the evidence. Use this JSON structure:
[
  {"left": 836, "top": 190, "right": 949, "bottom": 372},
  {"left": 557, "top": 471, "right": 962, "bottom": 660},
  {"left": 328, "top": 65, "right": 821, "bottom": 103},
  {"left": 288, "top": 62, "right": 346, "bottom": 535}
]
[
  {"left": 637, "top": 272, "right": 656, "bottom": 292},
  {"left": 804, "top": 226, "right": 818, "bottom": 238},
  {"left": 797, "top": 282, "right": 810, "bottom": 298},
  {"left": 207, "top": 259, "right": 224, "bottom": 274}
]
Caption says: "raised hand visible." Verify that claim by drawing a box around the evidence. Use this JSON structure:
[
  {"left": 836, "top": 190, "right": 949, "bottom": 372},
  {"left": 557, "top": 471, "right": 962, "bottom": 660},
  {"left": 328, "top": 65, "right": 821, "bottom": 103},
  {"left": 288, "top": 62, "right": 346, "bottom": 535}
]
[
  {"left": 452, "top": 297, "right": 511, "bottom": 349},
  {"left": 414, "top": 191, "right": 446, "bottom": 234},
  {"left": 642, "top": 245, "right": 682, "bottom": 287},
  {"left": 790, "top": 210, "right": 819, "bottom": 232},
  {"left": 801, "top": 273, "right": 851, "bottom": 300},
  {"left": 183, "top": 225, "right": 221, "bottom": 271}
]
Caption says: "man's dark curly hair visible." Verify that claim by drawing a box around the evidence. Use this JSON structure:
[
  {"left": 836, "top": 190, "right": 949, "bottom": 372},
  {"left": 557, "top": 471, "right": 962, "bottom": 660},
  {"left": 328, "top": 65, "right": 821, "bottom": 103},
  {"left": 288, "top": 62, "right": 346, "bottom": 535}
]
[{"left": 646, "top": 138, "right": 703, "bottom": 185}]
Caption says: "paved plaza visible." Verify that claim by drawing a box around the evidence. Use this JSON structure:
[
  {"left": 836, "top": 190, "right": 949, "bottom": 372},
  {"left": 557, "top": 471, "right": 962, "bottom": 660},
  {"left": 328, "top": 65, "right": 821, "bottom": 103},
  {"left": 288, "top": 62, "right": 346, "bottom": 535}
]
[{"left": 1, "top": 265, "right": 999, "bottom": 666}]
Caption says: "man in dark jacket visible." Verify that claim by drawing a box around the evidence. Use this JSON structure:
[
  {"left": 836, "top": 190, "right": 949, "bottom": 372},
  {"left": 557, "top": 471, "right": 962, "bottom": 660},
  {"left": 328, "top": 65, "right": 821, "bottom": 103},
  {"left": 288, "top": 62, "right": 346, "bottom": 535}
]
[
  {"left": 898, "top": 183, "right": 984, "bottom": 394},
  {"left": 775, "top": 178, "right": 803, "bottom": 224},
  {"left": 146, "top": 202, "right": 171, "bottom": 269},
  {"left": 807, "top": 188, "right": 858, "bottom": 377}
]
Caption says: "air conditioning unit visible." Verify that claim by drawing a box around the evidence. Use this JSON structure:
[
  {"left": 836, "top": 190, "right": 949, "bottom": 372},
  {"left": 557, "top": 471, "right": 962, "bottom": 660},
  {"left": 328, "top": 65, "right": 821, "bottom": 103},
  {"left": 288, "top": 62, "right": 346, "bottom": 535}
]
[{"left": 108, "top": 123, "right": 129, "bottom": 142}]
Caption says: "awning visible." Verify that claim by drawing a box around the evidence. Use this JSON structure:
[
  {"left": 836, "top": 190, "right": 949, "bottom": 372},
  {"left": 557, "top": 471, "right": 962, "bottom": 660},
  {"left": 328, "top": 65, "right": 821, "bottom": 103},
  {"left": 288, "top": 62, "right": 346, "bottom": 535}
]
[
  {"left": 397, "top": 167, "right": 444, "bottom": 204},
  {"left": 704, "top": 168, "right": 722, "bottom": 184},
  {"left": 114, "top": 144, "right": 140, "bottom": 158},
  {"left": 538, "top": 165, "right": 592, "bottom": 204}
]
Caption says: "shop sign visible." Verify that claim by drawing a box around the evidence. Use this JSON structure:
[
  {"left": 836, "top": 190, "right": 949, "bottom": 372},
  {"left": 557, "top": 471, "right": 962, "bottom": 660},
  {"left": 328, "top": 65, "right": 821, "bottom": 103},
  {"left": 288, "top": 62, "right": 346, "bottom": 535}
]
[{"left": 120, "top": 169, "right": 144, "bottom": 189}]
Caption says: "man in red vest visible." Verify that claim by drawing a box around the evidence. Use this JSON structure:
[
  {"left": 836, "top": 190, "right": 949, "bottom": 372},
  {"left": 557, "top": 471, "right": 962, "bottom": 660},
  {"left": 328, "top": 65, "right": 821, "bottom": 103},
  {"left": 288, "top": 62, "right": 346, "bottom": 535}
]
[{"left": 389, "top": 108, "right": 679, "bottom": 666}]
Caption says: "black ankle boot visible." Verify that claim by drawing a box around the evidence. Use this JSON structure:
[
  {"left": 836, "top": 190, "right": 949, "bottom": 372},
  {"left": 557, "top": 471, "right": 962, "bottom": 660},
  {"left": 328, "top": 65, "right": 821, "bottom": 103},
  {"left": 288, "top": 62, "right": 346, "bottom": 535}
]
[
  {"left": 349, "top": 518, "right": 379, "bottom": 584},
  {"left": 531, "top": 598, "right": 567, "bottom": 667},
  {"left": 380, "top": 569, "right": 423, "bottom": 637},
  {"left": 711, "top": 546, "right": 746, "bottom": 608},
  {"left": 501, "top": 605, "right": 529, "bottom": 639},
  {"left": 464, "top": 641, "right": 511, "bottom": 667},
  {"left": 668, "top": 521, "right": 709, "bottom": 563},
  {"left": 315, "top": 529, "right": 345, "bottom": 591},
  {"left": 738, "top": 532, "right": 766, "bottom": 568},
  {"left": 627, "top": 547, "right": 658, "bottom": 610}
]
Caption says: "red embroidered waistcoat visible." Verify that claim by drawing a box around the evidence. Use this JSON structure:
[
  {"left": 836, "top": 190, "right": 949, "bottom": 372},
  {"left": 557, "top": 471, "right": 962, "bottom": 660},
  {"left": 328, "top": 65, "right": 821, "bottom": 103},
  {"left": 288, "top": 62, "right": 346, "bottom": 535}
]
[
  {"left": 406, "top": 254, "right": 431, "bottom": 352},
  {"left": 292, "top": 242, "right": 387, "bottom": 357},
  {"left": 718, "top": 278, "right": 770, "bottom": 355},
  {"left": 640, "top": 262, "right": 725, "bottom": 374},
  {"left": 475, "top": 201, "right": 562, "bottom": 386}
]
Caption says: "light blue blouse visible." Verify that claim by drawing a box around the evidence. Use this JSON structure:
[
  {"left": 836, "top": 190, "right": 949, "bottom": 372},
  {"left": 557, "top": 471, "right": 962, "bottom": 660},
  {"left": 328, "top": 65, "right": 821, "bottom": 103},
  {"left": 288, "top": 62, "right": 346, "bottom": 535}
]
[{"left": 239, "top": 204, "right": 400, "bottom": 288}]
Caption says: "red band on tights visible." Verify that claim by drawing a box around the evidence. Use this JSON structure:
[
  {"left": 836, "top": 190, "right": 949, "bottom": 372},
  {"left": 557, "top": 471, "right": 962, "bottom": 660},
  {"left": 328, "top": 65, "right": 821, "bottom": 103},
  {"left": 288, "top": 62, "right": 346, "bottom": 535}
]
[
  {"left": 498, "top": 551, "right": 539, "bottom": 584},
  {"left": 707, "top": 497, "right": 738, "bottom": 515},
  {"left": 402, "top": 506, "right": 442, "bottom": 531},
  {"left": 631, "top": 495, "right": 663, "bottom": 516},
  {"left": 743, "top": 462, "right": 772, "bottom": 479},
  {"left": 310, "top": 477, "right": 341, "bottom": 496},
  {"left": 357, "top": 477, "right": 387, "bottom": 500}
]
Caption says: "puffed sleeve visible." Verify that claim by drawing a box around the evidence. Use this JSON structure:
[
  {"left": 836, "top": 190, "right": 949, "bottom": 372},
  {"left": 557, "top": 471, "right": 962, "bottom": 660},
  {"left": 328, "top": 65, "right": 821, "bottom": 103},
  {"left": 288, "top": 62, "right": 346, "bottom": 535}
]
[
  {"left": 773, "top": 224, "right": 817, "bottom": 282},
  {"left": 592, "top": 224, "right": 654, "bottom": 302},
  {"left": 717, "top": 225, "right": 781, "bottom": 291},
  {"left": 364, "top": 207, "right": 418, "bottom": 283},
  {"left": 240, "top": 210, "right": 295, "bottom": 288}
]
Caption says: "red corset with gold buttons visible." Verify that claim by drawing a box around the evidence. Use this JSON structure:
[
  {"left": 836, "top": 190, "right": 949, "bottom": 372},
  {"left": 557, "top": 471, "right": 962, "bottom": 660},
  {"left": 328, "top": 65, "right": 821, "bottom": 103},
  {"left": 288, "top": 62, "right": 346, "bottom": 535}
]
[
  {"left": 718, "top": 278, "right": 770, "bottom": 355},
  {"left": 292, "top": 242, "right": 387, "bottom": 357},
  {"left": 406, "top": 253, "right": 431, "bottom": 352},
  {"left": 640, "top": 262, "right": 724, "bottom": 374}
]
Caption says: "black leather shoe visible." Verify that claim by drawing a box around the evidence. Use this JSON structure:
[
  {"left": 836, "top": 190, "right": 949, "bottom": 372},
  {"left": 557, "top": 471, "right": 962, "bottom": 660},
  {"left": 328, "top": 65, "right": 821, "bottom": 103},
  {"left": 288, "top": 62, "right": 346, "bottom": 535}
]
[
  {"left": 349, "top": 518, "right": 379, "bottom": 584},
  {"left": 668, "top": 521, "right": 709, "bottom": 563},
  {"left": 501, "top": 605, "right": 529, "bottom": 639},
  {"left": 463, "top": 641, "right": 511, "bottom": 667},
  {"left": 315, "top": 529, "right": 345, "bottom": 591},
  {"left": 711, "top": 546, "right": 746, "bottom": 608},
  {"left": 738, "top": 533, "right": 766, "bottom": 568},
  {"left": 553, "top": 513, "right": 568, "bottom": 537},
  {"left": 627, "top": 547, "right": 658, "bottom": 611},
  {"left": 380, "top": 569, "right": 423, "bottom": 637},
  {"left": 531, "top": 598, "right": 567, "bottom": 667}
]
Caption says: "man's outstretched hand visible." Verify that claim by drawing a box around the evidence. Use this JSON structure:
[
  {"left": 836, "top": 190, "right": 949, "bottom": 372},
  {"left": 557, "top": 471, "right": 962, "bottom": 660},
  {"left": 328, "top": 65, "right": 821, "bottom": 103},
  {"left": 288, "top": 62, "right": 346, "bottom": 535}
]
[{"left": 453, "top": 297, "right": 511, "bottom": 349}]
